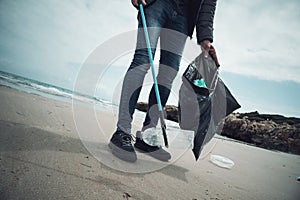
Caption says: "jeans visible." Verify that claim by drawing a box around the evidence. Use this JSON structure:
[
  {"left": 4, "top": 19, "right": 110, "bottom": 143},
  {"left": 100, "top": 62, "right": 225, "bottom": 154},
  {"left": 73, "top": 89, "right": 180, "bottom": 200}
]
[{"left": 117, "top": 0, "right": 188, "bottom": 134}]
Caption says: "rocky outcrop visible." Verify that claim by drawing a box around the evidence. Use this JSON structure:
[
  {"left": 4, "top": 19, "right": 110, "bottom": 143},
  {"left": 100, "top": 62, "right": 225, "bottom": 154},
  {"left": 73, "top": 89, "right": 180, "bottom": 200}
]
[
  {"left": 135, "top": 102, "right": 179, "bottom": 122},
  {"left": 135, "top": 102, "right": 300, "bottom": 155},
  {"left": 135, "top": 102, "right": 148, "bottom": 112},
  {"left": 221, "top": 112, "right": 300, "bottom": 155}
]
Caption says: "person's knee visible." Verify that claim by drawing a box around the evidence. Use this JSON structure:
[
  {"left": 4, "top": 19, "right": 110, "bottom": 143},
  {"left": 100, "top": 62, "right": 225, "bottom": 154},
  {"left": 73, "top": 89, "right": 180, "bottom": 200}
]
[
  {"left": 160, "top": 50, "right": 181, "bottom": 71},
  {"left": 157, "top": 64, "right": 178, "bottom": 87},
  {"left": 129, "top": 49, "right": 155, "bottom": 72}
]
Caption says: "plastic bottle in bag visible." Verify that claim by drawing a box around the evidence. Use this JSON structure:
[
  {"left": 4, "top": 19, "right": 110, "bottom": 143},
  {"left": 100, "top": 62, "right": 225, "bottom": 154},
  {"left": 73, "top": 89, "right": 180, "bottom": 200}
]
[{"left": 193, "top": 78, "right": 208, "bottom": 88}]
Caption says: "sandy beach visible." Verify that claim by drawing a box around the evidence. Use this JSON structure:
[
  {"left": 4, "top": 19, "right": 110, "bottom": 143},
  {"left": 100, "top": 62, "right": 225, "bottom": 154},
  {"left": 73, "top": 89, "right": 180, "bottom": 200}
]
[{"left": 0, "top": 85, "right": 299, "bottom": 200}]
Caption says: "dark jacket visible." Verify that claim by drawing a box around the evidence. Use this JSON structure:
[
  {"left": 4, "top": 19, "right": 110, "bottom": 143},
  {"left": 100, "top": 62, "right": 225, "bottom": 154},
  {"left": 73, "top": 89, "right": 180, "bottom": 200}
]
[
  {"left": 134, "top": 0, "right": 217, "bottom": 43},
  {"left": 188, "top": 0, "right": 217, "bottom": 43}
]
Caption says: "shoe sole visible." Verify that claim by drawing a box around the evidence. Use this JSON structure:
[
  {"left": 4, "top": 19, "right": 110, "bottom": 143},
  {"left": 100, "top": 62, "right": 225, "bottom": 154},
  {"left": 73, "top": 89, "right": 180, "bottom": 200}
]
[{"left": 108, "top": 142, "right": 137, "bottom": 163}]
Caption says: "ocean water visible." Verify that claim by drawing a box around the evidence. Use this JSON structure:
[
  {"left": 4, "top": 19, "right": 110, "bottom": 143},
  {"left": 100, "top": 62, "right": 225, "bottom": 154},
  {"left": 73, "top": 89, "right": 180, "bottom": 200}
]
[{"left": 0, "top": 70, "right": 109, "bottom": 107}]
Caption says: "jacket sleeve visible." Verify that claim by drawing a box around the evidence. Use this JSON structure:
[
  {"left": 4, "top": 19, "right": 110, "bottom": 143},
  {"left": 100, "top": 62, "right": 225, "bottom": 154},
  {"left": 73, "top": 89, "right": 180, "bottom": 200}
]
[{"left": 196, "top": 0, "right": 217, "bottom": 44}]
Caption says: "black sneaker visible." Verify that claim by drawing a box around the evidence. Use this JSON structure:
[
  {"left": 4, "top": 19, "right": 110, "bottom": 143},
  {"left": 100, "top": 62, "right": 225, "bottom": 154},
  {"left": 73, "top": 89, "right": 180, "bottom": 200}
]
[
  {"left": 108, "top": 130, "right": 137, "bottom": 162},
  {"left": 134, "top": 131, "right": 171, "bottom": 162}
]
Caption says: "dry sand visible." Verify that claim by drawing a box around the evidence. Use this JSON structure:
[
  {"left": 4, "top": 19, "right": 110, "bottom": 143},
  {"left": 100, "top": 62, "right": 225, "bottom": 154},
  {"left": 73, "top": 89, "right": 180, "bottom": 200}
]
[{"left": 0, "top": 86, "right": 299, "bottom": 200}]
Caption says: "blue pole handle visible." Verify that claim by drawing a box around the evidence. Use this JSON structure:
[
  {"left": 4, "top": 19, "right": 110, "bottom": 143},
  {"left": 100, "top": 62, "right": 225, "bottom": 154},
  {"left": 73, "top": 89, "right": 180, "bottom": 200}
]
[{"left": 139, "top": 4, "right": 163, "bottom": 112}]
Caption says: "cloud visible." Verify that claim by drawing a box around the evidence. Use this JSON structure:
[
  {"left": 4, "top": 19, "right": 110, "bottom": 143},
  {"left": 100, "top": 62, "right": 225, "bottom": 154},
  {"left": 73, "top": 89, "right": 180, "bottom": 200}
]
[
  {"left": 0, "top": 0, "right": 137, "bottom": 88},
  {"left": 214, "top": 0, "right": 300, "bottom": 83}
]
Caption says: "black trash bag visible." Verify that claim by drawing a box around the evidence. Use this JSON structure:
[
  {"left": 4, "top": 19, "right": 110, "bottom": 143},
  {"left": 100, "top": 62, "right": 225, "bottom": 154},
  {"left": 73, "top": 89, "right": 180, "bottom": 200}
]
[{"left": 178, "top": 53, "right": 241, "bottom": 160}]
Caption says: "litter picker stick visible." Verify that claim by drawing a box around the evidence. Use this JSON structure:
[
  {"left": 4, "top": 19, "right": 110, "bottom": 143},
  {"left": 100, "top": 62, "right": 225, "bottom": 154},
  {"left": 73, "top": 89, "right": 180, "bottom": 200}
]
[{"left": 139, "top": 3, "right": 169, "bottom": 147}]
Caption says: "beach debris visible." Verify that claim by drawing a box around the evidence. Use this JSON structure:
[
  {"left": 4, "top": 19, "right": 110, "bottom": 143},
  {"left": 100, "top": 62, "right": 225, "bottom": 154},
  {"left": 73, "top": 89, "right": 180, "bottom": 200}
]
[
  {"left": 79, "top": 162, "right": 92, "bottom": 168},
  {"left": 297, "top": 176, "right": 300, "bottom": 182},
  {"left": 142, "top": 127, "right": 162, "bottom": 147},
  {"left": 16, "top": 111, "right": 25, "bottom": 116},
  {"left": 209, "top": 155, "right": 234, "bottom": 169},
  {"left": 123, "top": 192, "right": 131, "bottom": 199}
]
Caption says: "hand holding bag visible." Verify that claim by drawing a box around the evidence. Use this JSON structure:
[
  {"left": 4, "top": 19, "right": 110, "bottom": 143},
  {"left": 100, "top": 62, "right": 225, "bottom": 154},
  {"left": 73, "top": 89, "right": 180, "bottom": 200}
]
[{"left": 178, "top": 48, "right": 241, "bottom": 160}]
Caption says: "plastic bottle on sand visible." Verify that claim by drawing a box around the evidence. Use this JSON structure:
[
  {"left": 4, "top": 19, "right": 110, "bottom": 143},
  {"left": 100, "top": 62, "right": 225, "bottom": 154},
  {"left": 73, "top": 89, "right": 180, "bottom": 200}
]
[{"left": 209, "top": 155, "right": 235, "bottom": 169}]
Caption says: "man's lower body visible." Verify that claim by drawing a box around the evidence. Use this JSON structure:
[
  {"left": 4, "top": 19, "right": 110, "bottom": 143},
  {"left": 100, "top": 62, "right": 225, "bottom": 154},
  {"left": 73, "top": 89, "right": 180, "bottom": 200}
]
[{"left": 109, "top": 0, "right": 188, "bottom": 162}]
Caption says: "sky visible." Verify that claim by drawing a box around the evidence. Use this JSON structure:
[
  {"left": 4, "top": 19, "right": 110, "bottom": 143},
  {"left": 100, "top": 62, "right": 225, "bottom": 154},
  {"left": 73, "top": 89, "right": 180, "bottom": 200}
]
[{"left": 0, "top": 0, "right": 300, "bottom": 117}]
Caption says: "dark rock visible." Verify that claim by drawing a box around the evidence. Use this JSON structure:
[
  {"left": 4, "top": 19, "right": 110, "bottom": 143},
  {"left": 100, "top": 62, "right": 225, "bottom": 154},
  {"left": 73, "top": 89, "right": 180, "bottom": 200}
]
[
  {"left": 135, "top": 102, "right": 148, "bottom": 112},
  {"left": 135, "top": 102, "right": 300, "bottom": 155},
  {"left": 165, "top": 105, "right": 179, "bottom": 122},
  {"left": 221, "top": 112, "right": 300, "bottom": 155},
  {"left": 135, "top": 102, "right": 179, "bottom": 122}
]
